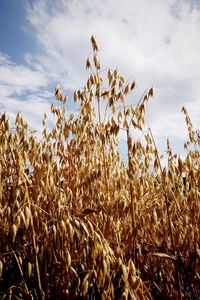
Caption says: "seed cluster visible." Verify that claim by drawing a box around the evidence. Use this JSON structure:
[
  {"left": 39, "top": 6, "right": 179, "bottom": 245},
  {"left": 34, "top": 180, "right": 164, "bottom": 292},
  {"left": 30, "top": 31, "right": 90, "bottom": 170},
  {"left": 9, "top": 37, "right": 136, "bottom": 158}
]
[{"left": 0, "top": 36, "right": 199, "bottom": 299}]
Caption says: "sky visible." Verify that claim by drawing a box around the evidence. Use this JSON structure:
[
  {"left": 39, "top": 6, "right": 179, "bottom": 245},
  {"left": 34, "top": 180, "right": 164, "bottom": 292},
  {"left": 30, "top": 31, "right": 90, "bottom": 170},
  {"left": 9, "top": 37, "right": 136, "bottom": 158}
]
[{"left": 0, "top": 0, "right": 199, "bottom": 160}]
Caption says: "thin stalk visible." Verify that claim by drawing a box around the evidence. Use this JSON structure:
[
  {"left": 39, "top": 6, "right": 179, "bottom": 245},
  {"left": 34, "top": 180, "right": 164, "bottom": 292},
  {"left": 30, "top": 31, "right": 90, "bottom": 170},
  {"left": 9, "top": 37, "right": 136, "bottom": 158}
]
[
  {"left": 12, "top": 250, "right": 29, "bottom": 295},
  {"left": 97, "top": 95, "right": 109, "bottom": 236},
  {"left": 25, "top": 183, "right": 45, "bottom": 300},
  {"left": 97, "top": 98, "right": 101, "bottom": 124},
  {"left": 126, "top": 128, "right": 136, "bottom": 264},
  {"left": 97, "top": 95, "right": 108, "bottom": 187},
  {"left": 31, "top": 218, "right": 44, "bottom": 299},
  {"left": 149, "top": 127, "right": 183, "bottom": 300}
]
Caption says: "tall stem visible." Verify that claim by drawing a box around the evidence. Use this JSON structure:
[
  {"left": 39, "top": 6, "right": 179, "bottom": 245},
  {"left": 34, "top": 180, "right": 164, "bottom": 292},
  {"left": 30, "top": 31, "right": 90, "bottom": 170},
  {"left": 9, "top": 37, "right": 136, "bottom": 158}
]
[
  {"left": 25, "top": 183, "right": 45, "bottom": 299},
  {"left": 97, "top": 98, "right": 101, "bottom": 123},
  {"left": 97, "top": 96, "right": 109, "bottom": 236},
  {"left": 149, "top": 127, "right": 182, "bottom": 300},
  {"left": 126, "top": 128, "right": 136, "bottom": 264}
]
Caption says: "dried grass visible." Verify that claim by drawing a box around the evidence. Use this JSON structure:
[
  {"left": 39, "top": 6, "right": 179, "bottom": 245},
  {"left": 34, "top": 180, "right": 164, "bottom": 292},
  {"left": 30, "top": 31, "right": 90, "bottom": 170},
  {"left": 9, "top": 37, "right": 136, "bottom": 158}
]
[{"left": 0, "top": 36, "right": 199, "bottom": 299}]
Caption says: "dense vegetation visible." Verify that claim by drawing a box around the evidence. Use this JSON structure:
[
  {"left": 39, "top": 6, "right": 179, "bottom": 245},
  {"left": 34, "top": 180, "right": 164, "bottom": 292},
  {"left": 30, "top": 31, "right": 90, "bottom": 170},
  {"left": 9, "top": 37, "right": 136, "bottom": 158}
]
[{"left": 0, "top": 37, "right": 199, "bottom": 299}]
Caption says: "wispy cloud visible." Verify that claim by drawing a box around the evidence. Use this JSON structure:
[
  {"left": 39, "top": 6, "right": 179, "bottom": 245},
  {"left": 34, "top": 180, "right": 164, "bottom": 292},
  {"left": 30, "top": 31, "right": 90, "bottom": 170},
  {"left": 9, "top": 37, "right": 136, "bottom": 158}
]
[
  {"left": 0, "top": 0, "right": 199, "bottom": 156},
  {"left": 0, "top": 51, "right": 52, "bottom": 131}
]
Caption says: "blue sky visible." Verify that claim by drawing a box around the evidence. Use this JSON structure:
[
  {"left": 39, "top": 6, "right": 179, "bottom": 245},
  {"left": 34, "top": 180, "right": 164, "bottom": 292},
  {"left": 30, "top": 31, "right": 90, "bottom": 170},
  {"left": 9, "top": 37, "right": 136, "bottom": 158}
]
[
  {"left": 0, "top": 0, "right": 199, "bottom": 159},
  {"left": 0, "top": 1, "right": 33, "bottom": 63}
]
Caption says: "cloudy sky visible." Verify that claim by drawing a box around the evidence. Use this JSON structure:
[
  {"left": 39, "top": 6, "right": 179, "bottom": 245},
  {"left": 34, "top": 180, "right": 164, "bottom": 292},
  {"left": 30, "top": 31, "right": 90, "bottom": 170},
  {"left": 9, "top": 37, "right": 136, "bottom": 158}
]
[{"left": 0, "top": 0, "right": 199, "bottom": 158}]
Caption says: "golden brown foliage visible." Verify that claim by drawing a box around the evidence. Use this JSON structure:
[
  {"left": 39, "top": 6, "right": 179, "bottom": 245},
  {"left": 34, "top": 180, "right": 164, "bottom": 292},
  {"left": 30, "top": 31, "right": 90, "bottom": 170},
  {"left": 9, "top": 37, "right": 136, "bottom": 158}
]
[{"left": 0, "top": 37, "right": 199, "bottom": 299}]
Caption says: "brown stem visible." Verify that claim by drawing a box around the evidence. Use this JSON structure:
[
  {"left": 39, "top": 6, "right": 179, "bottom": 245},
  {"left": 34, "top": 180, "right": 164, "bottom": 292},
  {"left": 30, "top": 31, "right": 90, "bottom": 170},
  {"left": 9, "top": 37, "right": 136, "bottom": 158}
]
[
  {"left": 149, "top": 127, "right": 182, "bottom": 300},
  {"left": 126, "top": 128, "right": 136, "bottom": 264},
  {"left": 25, "top": 182, "right": 45, "bottom": 299}
]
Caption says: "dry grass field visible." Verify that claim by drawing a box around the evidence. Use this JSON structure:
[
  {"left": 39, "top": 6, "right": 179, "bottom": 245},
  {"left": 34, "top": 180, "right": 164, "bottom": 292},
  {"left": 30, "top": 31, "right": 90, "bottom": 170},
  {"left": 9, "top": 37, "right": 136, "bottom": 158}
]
[{"left": 0, "top": 37, "right": 199, "bottom": 299}]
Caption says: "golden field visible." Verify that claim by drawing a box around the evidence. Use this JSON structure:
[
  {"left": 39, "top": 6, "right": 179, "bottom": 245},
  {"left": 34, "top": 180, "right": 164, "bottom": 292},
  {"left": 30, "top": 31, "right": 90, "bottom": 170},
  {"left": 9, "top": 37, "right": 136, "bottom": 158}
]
[{"left": 0, "top": 37, "right": 199, "bottom": 299}]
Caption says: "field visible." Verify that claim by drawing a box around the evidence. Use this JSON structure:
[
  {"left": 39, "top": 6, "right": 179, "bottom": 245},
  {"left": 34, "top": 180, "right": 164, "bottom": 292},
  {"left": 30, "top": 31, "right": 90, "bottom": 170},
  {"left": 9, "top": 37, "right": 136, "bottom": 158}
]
[{"left": 0, "top": 37, "right": 199, "bottom": 299}]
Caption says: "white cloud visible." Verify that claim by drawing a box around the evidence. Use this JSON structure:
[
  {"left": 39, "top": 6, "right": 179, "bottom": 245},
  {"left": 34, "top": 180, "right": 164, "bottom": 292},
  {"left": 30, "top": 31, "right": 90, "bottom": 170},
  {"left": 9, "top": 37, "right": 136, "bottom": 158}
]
[
  {"left": 1, "top": 0, "right": 199, "bottom": 157},
  {"left": 0, "top": 51, "right": 49, "bottom": 95},
  {"left": 0, "top": 52, "right": 52, "bottom": 132}
]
